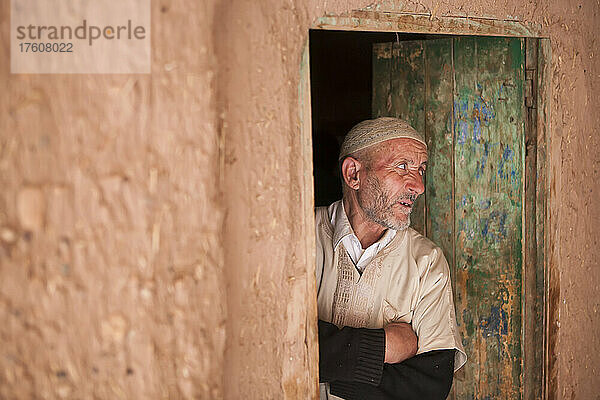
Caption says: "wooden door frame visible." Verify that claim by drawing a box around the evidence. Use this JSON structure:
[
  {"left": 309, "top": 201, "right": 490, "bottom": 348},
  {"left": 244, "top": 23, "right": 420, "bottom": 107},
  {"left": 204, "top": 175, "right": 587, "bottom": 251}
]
[{"left": 300, "top": 10, "right": 554, "bottom": 400}]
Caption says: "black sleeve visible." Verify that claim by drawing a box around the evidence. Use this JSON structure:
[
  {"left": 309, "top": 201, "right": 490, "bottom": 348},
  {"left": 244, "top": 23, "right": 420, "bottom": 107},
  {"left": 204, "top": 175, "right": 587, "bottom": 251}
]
[
  {"left": 378, "top": 349, "right": 455, "bottom": 399},
  {"left": 319, "top": 320, "right": 455, "bottom": 400},
  {"left": 318, "top": 319, "right": 386, "bottom": 385}
]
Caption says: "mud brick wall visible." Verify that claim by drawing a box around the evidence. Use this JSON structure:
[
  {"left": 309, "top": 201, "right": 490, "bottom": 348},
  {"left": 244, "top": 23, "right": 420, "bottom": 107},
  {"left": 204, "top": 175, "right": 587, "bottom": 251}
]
[{"left": 1, "top": 0, "right": 598, "bottom": 398}]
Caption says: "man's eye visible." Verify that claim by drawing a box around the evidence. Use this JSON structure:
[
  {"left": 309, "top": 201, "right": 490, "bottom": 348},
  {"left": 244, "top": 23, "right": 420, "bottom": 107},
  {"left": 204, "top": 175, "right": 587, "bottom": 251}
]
[
  {"left": 397, "top": 163, "right": 407, "bottom": 170},
  {"left": 419, "top": 168, "right": 426, "bottom": 176}
]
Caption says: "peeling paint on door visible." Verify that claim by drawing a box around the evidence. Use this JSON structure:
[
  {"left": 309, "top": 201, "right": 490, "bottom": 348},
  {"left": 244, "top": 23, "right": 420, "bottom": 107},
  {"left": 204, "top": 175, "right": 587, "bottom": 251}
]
[{"left": 373, "top": 36, "right": 525, "bottom": 400}]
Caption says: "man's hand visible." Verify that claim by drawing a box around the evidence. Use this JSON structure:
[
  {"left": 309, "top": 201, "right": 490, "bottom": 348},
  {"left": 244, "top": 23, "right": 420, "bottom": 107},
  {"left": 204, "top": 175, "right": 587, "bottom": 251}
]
[{"left": 384, "top": 322, "right": 418, "bottom": 364}]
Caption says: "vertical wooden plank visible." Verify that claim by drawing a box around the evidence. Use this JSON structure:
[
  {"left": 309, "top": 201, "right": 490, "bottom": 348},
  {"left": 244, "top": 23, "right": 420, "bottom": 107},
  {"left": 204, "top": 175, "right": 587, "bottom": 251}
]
[
  {"left": 537, "top": 38, "right": 555, "bottom": 400},
  {"left": 422, "top": 39, "right": 456, "bottom": 399},
  {"left": 523, "top": 38, "right": 544, "bottom": 400},
  {"left": 424, "top": 38, "right": 455, "bottom": 277},
  {"left": 452, "top": 36, "right": 525, "bottom": 400},
  {"left": 389, "top": 41, "right": 426, "bottom": 235},
  {"left": 372, "top": 43, "right": 392, "bottom": 118},
  {"left": 451, "top": 37, "right": 477, "bottom": 399},
  {"left": 422, "top": 39, "right": 457, "bottom": 400}
]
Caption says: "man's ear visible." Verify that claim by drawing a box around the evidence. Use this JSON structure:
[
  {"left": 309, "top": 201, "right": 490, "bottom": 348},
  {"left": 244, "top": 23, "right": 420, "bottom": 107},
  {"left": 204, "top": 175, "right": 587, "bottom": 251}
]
[{"left": 341, "top": 157, "right": 362, "bottom": 190}]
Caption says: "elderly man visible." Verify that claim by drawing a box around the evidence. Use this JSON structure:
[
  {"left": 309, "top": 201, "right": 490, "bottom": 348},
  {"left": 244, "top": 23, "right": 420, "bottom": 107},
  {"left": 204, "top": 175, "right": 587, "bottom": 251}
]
[{"left": 316, "top": 118, "right": 466, "bottom": 400}]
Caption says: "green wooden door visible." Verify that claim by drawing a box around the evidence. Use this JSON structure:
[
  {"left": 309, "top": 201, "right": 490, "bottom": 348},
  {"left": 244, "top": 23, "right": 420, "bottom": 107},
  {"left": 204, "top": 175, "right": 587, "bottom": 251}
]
[{"left": 373, "top": 37, "right": 525, "bottom": 399}]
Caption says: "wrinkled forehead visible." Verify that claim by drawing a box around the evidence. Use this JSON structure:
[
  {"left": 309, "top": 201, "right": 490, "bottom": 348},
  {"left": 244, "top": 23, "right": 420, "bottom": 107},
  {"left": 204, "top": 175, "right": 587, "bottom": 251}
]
[{"left": 369, "top": 137, "right": 428, "bottom": 164}]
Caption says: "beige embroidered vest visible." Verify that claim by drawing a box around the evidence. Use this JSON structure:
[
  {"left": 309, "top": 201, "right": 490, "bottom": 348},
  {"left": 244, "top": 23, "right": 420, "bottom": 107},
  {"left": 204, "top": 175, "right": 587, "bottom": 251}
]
[{"left": 315, "top": 206, "right": 467, "bottom": 370}]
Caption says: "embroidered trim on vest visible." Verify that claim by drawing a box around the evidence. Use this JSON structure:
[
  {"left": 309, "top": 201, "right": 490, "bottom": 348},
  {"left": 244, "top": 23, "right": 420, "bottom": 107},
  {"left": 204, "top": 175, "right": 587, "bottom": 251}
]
[{"left": 331, "top": 246, "right": 384, "bottom": 328}]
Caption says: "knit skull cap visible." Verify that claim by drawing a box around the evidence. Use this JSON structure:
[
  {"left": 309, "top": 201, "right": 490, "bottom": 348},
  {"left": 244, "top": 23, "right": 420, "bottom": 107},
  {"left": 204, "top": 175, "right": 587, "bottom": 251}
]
[{"left": 339, "top": 117, "right": 426, "bottom": 160}]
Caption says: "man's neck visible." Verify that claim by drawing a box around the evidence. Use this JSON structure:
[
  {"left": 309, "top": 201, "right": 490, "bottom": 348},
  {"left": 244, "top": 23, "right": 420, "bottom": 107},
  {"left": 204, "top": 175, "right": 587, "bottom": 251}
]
[{"left": 342, "top": 195, "right": 388, "bottom": 249}]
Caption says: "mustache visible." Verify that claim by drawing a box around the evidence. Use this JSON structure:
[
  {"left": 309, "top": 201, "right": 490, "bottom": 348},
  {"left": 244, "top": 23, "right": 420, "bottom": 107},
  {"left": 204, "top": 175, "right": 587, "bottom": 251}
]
[{"left": 394, "top": 193, "right": 417, "bottom": 204}]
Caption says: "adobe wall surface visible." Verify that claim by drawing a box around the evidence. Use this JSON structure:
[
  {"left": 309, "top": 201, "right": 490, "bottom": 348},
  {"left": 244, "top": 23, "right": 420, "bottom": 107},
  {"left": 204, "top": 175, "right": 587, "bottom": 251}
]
[
  {"left": 0, "top": 1, "right": 227, "bottom": 398},
  {"left": 218, "top": 0, "right": 599, "bottom": 398},
  {"left": 0, "top": 0, "right": 598, "bottom": 399}
]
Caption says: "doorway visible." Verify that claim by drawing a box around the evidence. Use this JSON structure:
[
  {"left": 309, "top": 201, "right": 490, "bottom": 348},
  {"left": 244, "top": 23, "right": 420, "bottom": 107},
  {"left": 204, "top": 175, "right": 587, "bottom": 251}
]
[{"left": 309, "top": 28, "right": 548, "bottom": 400}]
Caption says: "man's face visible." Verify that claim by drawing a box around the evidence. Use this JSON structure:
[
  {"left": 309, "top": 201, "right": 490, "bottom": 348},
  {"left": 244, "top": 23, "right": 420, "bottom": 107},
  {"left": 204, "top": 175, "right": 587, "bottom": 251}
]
[{"left": 356, "top": 138, "right": 427, "bottom": 231}]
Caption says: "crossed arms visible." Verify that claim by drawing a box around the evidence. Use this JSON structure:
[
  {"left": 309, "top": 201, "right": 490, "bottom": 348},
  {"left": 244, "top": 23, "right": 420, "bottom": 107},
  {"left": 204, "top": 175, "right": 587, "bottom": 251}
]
[{"left": 319, "top": 320, "right": 455, "bottom": 400}]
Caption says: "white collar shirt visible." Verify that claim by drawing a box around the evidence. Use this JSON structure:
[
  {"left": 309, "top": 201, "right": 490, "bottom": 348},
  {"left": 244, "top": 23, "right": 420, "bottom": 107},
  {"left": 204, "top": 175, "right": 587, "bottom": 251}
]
[{"left": 328, "top": 200, "right": 397, "bottom": 273}]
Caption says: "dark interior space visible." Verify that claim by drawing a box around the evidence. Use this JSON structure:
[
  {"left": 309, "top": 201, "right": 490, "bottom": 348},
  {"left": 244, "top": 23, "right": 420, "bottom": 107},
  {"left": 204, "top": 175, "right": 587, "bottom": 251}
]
[
  {"left": 310, "top": 30, "right": 442, "bottom": 206},
  {"left": 310, "top": 29, "right": 396, "bottom": 206}
]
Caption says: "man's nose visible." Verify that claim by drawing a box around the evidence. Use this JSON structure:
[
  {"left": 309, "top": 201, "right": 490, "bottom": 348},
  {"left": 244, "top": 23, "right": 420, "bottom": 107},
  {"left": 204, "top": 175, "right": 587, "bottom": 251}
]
[{"left": 406, "top": 172, "right": 425, "bottom": 195}]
